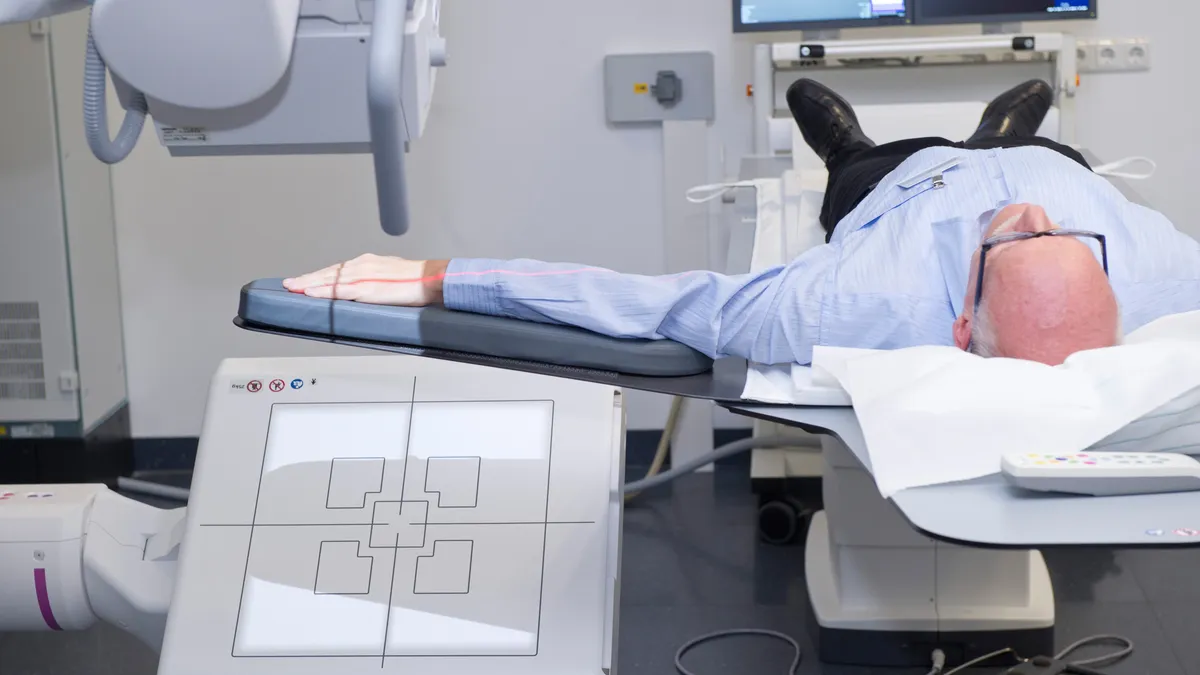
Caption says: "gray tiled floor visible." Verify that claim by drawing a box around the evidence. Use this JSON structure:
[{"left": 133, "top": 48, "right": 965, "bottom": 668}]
[{"left": 2, "top": 468, "right": 1198, "bottom": 675}]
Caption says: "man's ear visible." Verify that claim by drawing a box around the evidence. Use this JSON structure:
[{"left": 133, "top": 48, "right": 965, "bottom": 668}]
[{"left": 953, "top": 314, "right": 971, "bottom": 351}]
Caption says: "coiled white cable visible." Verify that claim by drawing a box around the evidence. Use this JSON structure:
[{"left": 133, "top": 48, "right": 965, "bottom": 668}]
[{"left": 83, "top": 5, "right": 148, "bottom": 164}]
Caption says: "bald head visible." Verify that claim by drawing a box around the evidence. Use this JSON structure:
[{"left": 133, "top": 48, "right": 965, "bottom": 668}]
[{"left": 953, "top": 204, "right": 1120, "bottom": 365}]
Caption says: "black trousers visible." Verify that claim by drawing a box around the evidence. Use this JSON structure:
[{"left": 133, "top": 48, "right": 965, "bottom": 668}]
[{"left": 819, "top": 136, "right": 1092, "bottom": 240}]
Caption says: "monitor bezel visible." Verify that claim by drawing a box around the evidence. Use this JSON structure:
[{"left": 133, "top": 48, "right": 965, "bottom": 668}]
[
  {"left": 912, "top": 0, "right": 1096, "bottom": 26},
  {"left": 733, "top": 0, "right": 913, "bottom": 34}
]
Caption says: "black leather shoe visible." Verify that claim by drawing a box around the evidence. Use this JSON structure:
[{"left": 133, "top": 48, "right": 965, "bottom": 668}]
[
  {"left": 968, "top": 79, "right": 1054, "bottom": 141},
  {"left": 786, "top": 78, "right": 874, "bottom": 165}
]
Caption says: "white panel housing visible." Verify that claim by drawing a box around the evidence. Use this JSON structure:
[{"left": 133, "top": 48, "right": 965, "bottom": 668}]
[
  {"left": 90, "top": 0, "right": 302, "bottom": 110},
  {"left": 159, "top": 355, "right": 623, "bottom": 675}
]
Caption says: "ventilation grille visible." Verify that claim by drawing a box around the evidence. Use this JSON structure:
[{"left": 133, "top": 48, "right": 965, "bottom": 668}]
[
  {"left": 0, "top": 303, "right": 40, "bottom": 321},
  {"left": 0, "top": 302, "right": 47, "bottom": 401},
  {"left": 0, "top": 323, "right": 40, "bottom": 340},
  {"left": 0, "top": 382, "right": 47, "bottom": 400}
]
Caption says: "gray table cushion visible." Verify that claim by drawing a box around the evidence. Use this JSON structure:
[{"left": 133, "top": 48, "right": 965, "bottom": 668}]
[{"left": 238, "top": 279, "right": 714, "bottom": 377}]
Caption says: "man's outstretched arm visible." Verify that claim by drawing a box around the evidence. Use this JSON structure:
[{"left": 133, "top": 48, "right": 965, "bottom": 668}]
[{"left": 284, "top": 251, "right": 836, "bottom": 364}]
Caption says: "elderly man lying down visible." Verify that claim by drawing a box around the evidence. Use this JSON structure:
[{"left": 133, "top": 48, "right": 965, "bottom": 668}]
[{"left": 285, "top": 79, "right": 1200, "bottom": 367}]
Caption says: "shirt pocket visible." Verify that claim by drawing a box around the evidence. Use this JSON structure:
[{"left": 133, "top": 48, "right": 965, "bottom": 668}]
[{"left": 844, "top": 158, "right": 962, "bottom": 235}]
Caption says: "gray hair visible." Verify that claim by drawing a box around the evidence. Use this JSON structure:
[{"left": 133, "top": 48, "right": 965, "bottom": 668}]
[{"left": 968, "top": 301, "right": 1001, "bottom": 358}]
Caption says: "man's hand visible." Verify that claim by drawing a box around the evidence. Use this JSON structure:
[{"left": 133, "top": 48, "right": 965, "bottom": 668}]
[{"left": 283, "top": 254, "right": 450, "bottom": 307}]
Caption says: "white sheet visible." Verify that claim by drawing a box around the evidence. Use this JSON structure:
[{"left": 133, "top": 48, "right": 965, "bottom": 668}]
[{"left": 811, "top": 311, "right": 1200, "bottom": 498}]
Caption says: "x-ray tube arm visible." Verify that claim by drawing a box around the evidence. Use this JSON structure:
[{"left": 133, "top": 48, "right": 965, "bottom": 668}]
[
  {"left": 1, "top": 0, "right": 445, "bottom": 237},
  {"left": 369, "top": 0, "right": 413, "bottom": 236}
]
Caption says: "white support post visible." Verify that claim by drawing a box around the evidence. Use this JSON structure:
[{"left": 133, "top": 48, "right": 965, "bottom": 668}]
[
  {"left": 752, "top": 43, "right": 774, "bottom": 156},
  {"left": 661, "top": 119, "right": 715, "bottom": 470},
  {"left": 1056, "top": 33, "right": 1078, "bottom": 146}
]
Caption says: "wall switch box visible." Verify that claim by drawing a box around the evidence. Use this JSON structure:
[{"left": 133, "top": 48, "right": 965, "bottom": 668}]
[{"left": 604, "top": 52, "right": 715, "bottom": 123}]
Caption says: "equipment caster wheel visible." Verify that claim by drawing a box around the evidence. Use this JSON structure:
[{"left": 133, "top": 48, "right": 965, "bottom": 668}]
[{"left": 757, "top": 496, "right": 811, "bottom": 545}]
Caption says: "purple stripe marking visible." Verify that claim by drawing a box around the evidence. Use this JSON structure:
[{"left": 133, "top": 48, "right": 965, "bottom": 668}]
[{"left": 34, "top": 568, "right": 62, "bottom": 631}]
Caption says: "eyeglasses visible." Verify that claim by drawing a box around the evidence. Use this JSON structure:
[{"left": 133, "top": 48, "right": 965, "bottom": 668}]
[{"left": 972, "top": 229, "right": 1109, "bottom": 316}]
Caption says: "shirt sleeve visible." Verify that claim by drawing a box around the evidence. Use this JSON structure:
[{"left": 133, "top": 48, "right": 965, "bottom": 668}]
[{"left": 440, "top": 247, "right": 838, "bottom": 365}]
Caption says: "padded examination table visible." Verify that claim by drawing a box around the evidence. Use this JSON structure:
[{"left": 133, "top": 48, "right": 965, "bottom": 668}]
[
  {"left": 235, "top": 151, "right": 1200, "bottom": 551},
  {"left": 237, "top": 279, "right": 752, "bottom": 400}
]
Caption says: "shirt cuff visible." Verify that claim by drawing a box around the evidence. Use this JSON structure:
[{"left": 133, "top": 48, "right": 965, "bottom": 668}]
[{"left": 441, "top": 258, "right": 503, "bottom": 316}]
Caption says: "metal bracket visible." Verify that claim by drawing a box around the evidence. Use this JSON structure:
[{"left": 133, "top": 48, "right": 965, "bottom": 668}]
[
  {"left": 802, "top": 29, "right": 841, "bottom": 41},
  {"left": 982, "top": 22, "right": 1023, "bottom": 35}
]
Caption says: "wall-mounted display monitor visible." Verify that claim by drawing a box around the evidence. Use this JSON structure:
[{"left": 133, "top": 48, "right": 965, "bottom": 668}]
[
  {"left": 733, "top": 0, "right": 911, "bottom": 33},
  {"left": 913, "top": 0, "right": 1096, "bottom": 25}
]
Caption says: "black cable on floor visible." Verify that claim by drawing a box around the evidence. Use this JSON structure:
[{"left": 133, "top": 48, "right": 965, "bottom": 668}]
[
  {"left": 928, "top": 634, "right": 1135, "bottom": 675},
  {"left": 673, "top": 628, "right": 802, "bottom": 675},
  {"left": 1054, "top": 635, "right": 1134, "bottom": 667}
]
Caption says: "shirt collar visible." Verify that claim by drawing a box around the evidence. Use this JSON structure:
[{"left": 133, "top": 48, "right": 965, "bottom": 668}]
[{"left": 933, "top": 207, "right": 1010, "bottom": 319}]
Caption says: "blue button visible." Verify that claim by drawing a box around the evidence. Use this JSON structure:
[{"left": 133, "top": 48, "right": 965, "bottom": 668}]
[{"left": 290, "top": 379, "right": 304, "bottom": 390}]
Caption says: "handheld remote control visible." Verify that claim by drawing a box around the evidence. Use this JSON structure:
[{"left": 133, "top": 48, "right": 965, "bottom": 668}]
[{"left": 1001, "top": 452, "right": 1200, "bottom": 497}]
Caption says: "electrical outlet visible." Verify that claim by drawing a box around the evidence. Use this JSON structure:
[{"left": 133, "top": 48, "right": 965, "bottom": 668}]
[
  {"left": 1077, "top": 38, "right": 1152, "bottom": 72},
  {"left": 1095, "top": 40, "right": 1118, "bottom": 69},
  {"left": 1076, "top": 43, "right": 1097, "bottom": 72},
  {"left": 1119, "top": 38, "right": 1151, "bottom": 70}
]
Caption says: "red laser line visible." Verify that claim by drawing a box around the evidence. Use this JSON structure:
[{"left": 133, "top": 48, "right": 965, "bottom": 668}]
[{"left": 286, "top": 266, "right": 707, "bottom": 290}]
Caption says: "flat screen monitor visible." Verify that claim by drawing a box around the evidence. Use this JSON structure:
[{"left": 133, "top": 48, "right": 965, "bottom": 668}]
[
  {"left": 734, "top": 0, "right": 911, "bottom": 33},
  {"left": 914, "top": 0, "right": 1096, "bottom": 25}
]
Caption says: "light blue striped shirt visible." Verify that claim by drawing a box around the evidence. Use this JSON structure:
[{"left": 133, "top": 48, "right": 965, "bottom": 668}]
[{"left": 443, "top": 146, "right": 1200, "bottom": 365}]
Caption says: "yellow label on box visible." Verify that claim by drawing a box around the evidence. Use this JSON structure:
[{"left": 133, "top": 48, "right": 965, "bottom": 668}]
[
  {"left": 633, "top": 83, "right": 649, "bottom": 94},
  {"left": 0, "top": 426, "right": 7, "bottom": 437}
]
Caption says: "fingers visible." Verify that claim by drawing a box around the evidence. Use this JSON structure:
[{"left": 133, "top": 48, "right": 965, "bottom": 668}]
[
  {"left": 301, "top": 284, "right": 361, "bottom": 301},
  {"left": 283, "top": 254, "right": 433, "bottom": 307},
  {"left": 284, "top": 254, "right": 394, "bottom": 291},
  {"left": 284, "top": 264, "right": 343, "bottom": 291},
  {"left": 302, "top": 281, "right": 425, "bottom": 307}
]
